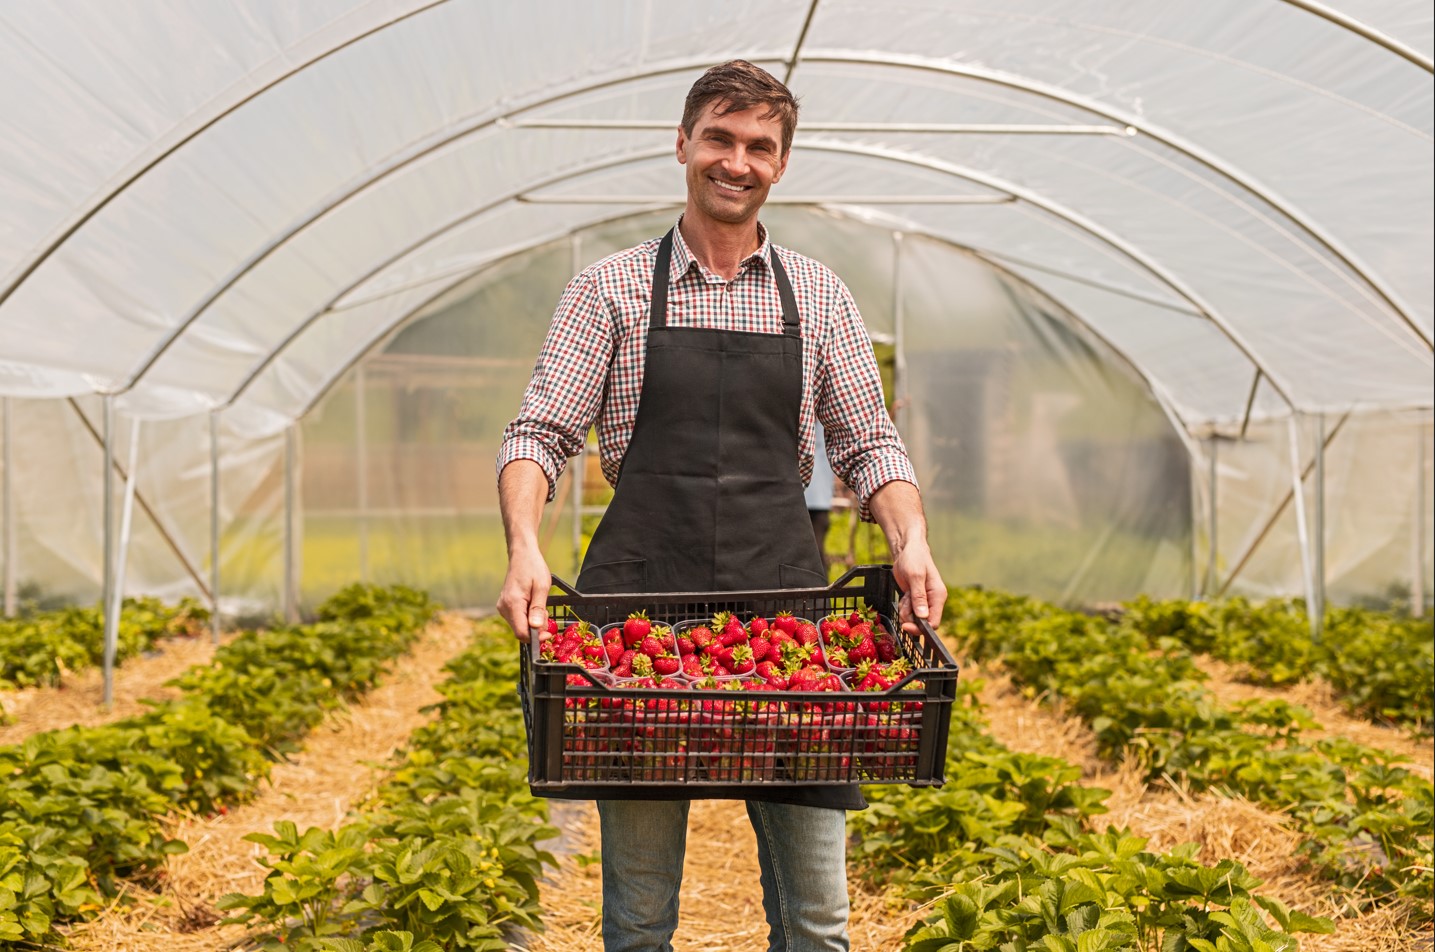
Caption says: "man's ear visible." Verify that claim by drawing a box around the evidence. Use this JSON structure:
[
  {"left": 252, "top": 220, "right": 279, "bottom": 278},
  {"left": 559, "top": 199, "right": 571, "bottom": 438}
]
[
  {"left": 773, "top": 148, "right": 791, "bottom": 184},
  {"left": 676, "top": 126, "right": 689, "bottom": 165}
]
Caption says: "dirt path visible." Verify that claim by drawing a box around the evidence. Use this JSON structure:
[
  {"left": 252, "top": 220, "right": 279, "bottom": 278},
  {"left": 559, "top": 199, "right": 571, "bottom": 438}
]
[
  {"left": 62, "top": 613, "right": 475, "bottom": 952},
  {"left": 0, "top": 634, "right": 220, "bottom": 745}
]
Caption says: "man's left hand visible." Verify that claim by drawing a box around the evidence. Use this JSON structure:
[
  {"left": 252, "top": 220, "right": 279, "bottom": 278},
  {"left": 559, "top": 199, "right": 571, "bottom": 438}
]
[{"left": 892, "top": 538, "right": 946, "bottom": 636}]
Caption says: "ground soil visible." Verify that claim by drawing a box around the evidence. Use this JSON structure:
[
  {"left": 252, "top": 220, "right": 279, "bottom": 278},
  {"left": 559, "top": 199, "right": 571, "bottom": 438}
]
[{"left": 37, "top": 620, "right": 1432, "bottom": 951}]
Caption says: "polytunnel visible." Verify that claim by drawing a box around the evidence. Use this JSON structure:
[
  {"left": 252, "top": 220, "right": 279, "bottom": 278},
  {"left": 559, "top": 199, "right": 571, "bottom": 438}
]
[{"left": 0, "top": 1, "right": 1431, "bottom": 642}]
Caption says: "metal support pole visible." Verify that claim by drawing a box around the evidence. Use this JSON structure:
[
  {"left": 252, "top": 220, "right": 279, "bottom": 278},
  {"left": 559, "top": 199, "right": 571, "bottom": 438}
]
[
  {"left": 1416, "top": 427, "right": 1428, "bottom": 617},
  {"left": 101, "top": 397, "right": 117, "bottom": 706},
  {"left": 891, "top": 231, "right": 907, "bottom": 436},
  {"left": 1288, "top": 418, "right": 1318, "bottom": 638},
  {"left": 2, "top": 397, "right": 14, "bottom": 617},
  {"left": 1189, "top": 448, "right": 1201, "bottom": 599},
  {"left": 111, "top": 418, "right": 141, "bottom": 623},
  {"left": 1313, "top": 413, "right": 1326, "bottom": 640},
  {"left": 1206, "top": 438, "right": 1219, "bottom": 598},
  {"left": 283, "top": 424, "right": 299, "bottom": 624},
  {"left": 209, "top": 411, "right": 221, "bottom": 644},
  {"left": 355, "top": 364, "right": 369, "bottom": 582},
  {"left": 570, "top": 234, "right": 586, "bottom": 575}
]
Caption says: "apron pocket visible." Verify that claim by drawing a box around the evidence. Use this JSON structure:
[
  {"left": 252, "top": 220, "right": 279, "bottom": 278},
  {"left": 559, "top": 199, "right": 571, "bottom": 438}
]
[
  {"left": 579, "top": 558, "right": 647, "bottom": 594},
  {"left": 779, "top": 562, "right": 828, "bottom": 590}
]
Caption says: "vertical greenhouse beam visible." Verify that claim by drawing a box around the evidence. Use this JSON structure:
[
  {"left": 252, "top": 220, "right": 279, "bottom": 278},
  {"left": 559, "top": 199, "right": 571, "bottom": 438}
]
[
  {"left": 891, "top": 231, "right": 906, "bottom": 435},
  {"left": 2, "top": 397, "right": 14, "bottom": 617},
  {"left": 355, "top": 364, "right": 369, "bottom": 582},
  {"left": 101, "top": 397, "right": 116, "bottom": 706},
  {"left": 1313, "top": 413, "right": 1326, "bottom": 640},
  {"left": 570, "top": 234, "right": 586, "bottom": 574},
  {"left": 1287, "top": 418, "right": 1319, "bottom": 639},
  {"left": 209, "top": 411, "right": 221, "bottom": 644},
  {"left": 284, "top": 424, "right": 299, "bottom": 624},
  {"left": 1205, "top": 438, "right": 1219, "bottom": 599},
  {"left": 1416, "top": 428, "right": 1427, "bottom": 617},
  {"left": 111, "top": 418, "right": 141, "bottom": 624}
]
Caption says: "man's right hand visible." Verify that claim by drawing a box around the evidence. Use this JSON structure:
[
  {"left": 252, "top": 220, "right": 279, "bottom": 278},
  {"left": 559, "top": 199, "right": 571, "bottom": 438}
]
[{"left": 497, "top": 547, "right": 552, "bottom": 643}]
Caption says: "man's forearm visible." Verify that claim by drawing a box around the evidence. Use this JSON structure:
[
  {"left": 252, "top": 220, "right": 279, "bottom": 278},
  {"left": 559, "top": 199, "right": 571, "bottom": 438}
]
[
  {"left": 866, "top": 479, "right": 927, "bottom": 556},
  {"left": 499, "top": 459, "right": 548, "bottom": 556}
]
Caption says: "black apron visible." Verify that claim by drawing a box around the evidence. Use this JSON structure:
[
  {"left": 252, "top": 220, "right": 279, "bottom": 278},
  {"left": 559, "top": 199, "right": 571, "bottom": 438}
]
[{"left": 569, "top": 229, "right": 862, "bottom": 811}]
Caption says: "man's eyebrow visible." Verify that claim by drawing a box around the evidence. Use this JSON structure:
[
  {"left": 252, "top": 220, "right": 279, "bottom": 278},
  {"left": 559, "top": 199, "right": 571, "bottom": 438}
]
[{"left": 704, "top": 120, "right": 779, "bottom": 151}]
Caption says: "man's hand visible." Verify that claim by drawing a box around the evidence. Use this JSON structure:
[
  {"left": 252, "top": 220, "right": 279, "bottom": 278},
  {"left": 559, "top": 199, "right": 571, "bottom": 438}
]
[
  {"left": 497, "top": 459, "right": 553, "bottom": 642},
  {"left": 891, "top": 537, "right": 946, "bottom": 636},
  {"left": 497, "top": 548, "right": 552, "bottom": 643},
  {"left": 867, "top": 479, "right": 947, "bottom": 636}
]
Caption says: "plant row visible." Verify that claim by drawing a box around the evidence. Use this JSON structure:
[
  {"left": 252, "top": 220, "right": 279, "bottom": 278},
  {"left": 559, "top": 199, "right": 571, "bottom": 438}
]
[
  {"left": 217, "top": 617, "right": 556, "bottom": 952},
  {"left": 0, "top": 583, "right": 438, "bottom": 947},
  {"left": 0, "top": 596, "right": 210, "bottom": 695},
  {"left": 849, "top": 679, "right": 1332, "bottom": 951},
  {"left": 1123, "top": 595, "right": 1433, "bottom": 731},
  {"left": 943, "top": 588, "right": 1434, "bottom": 916}
]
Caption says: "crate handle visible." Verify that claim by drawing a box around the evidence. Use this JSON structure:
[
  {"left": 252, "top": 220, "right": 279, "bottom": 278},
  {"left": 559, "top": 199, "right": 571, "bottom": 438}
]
[{"left": 549, "top": 575, "right": 582, "bottom": 596}]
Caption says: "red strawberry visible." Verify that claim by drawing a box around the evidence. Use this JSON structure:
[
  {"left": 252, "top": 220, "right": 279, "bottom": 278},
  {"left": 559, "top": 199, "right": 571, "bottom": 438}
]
[
  {"left": 748, "top": 636, "right": 772, "bottom": 663},
  {"left": 689, "top": 625, "right": 715, "bottom": 650},
  {"left": 755, "top": 660, "right": 783, "bottom": 683},
  {"left": 794, "top": 621, "right": 819, "bottom": 646},
  {"left": 622, "top": 611, "right": 652, "bottom": 647},
  {"left": 676, "top": 634, "right": 695, "bottom": 656},
  {"left": 787, "top": 665, "right": 825, "bottom": 692},
  {"left": 718, "top": 626, "right": 748, "bottom": 648},
  {"left": 653, "top": 654, "right": 681, "bottom": 677},
  {"left": 630, "top": 654, "right": 654, "bottom": 678},
  {"left": 612, "top": 661, "right": 633, "bottom": 678},
  {"left": 874, "top": 630, "right": 898, "bottom": 662},
  {"left": 847, "top": 630, "right": 877, "bottom": 665},
  {"left": 728, "top": 644, "right": 756, "bottom": 675},
  {"left": 748, "top": 615, "right": 770, "bottom": 637},
  {"left": 656, "top": 626, "right": 675, "bottom": 651},
  {"left": 639, "top": 634, "right": 663, "bottom": 658},
  {"left": 773, "top": 611, "right": 798, "bottom": 635},
  {"left": 682, "top": 656, "right": 705, "bottom": 679},
  {"left": 605, "top": 641, "right": 625, "bottom": 666},
  {"left": 546, "top": 617, "right": 559, "bottom": 636}
]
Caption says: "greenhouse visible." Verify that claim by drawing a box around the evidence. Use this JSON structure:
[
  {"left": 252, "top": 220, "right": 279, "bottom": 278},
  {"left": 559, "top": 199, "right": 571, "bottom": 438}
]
[{"left": 0, "top": 2, "right": 1431, "bottom": 949}]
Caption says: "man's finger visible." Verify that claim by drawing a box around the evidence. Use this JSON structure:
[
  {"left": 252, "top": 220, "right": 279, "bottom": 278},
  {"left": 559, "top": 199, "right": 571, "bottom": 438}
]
[{"left": 908, "top": 571, "right": 930, "bottom": 620}]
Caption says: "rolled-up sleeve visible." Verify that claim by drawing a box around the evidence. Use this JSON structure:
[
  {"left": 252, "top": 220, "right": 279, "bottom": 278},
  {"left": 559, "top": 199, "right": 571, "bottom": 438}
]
[
  {"left": 496, "top": 272, "right": 615, "bottom": 501},
  {"left": 816, "top": 280, "right": 918, "bottom": 521}
]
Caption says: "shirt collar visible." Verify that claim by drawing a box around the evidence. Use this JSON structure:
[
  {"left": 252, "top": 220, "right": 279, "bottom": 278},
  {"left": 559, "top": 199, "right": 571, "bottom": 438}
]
[{"left": 670, "top": 218, "right": 772, "bottom": 283}]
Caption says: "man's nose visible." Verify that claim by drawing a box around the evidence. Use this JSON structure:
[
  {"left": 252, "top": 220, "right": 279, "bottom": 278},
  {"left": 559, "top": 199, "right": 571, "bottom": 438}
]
[{"left": 722, "top": 146, "right": 751, "bottom": 177}]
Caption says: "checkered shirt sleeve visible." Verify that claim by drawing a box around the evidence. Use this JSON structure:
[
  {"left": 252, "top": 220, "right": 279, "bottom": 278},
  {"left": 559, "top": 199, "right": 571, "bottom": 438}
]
[{"left": 496, "top": 224, "right": 918, "bottom": 520}]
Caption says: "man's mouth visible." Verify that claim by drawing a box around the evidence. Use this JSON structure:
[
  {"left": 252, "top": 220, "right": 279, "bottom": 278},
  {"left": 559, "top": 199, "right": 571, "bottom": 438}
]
[{"left": 711, "top": 177, "right": 753, "bottom": 193}]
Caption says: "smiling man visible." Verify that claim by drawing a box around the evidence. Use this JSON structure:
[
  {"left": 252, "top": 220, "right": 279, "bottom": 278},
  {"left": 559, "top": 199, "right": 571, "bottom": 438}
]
[{"left": 497, "top": 60, "right": 946, "bottom": 952}]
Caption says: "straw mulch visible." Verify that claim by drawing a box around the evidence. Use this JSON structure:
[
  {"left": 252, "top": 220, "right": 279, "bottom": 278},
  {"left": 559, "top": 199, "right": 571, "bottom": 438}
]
[
  {"left": 1191, "top": 656, "right": 1432, "bottom": 778},
  {"left": 62, "top": 612, "right": 476, "bottom": 952},
  {"left": 0, "top": 633, "right": 220, "bottom": 745}
]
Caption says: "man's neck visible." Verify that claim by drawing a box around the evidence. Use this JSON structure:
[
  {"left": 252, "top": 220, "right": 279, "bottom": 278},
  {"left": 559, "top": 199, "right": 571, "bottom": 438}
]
[{"left": 678, "top": 212, "right": 761, "bottom": 281}]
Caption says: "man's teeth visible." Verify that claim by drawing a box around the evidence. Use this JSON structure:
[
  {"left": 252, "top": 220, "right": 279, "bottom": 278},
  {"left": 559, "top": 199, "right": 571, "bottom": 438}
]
[{"left": 713, "top": 179, "right": 749, "bottom": 192}]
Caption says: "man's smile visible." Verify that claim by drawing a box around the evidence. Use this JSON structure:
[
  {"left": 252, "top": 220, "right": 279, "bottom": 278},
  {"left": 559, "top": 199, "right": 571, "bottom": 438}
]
[{"left": 711, "top": 177, "right": 754, "bottom": 193}]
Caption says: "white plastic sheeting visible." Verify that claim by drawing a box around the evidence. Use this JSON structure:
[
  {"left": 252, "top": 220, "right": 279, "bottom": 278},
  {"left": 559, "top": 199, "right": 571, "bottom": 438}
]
[{"left": 0, "top": 1, "right": 1431, "bottom": 610}]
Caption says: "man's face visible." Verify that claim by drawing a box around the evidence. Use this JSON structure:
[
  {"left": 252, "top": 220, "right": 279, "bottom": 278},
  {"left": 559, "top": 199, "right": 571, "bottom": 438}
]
[{"left": 677, "top": 100, "right": 790, "bottom": 227}]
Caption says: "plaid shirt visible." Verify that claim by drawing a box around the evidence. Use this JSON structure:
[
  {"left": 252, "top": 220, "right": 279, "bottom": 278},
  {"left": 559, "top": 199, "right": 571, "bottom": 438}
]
[{"left": 496, "top": 221, "right": 917, "bottom": 520}]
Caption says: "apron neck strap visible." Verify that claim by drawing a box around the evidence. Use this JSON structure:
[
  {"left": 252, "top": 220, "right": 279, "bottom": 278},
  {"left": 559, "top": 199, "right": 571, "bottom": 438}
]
[{"left": 650, "top": 228, "right": 801, "bottom": 337}]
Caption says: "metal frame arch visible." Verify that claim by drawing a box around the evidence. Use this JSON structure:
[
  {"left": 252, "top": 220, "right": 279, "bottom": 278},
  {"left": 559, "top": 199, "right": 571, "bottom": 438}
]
[
  {"left": 284, "top": 205, "right": 1203, "bottom": 444},
  {"left": 0, "top": 0, "right": 453, "bottom": 312},
  {"left": 795, "top": 51, "right": 1433, "bottom": 350},
  {"left": 80, "top": 46, "right": 1424, "bottom": 398},
  {"left": 219, "top": 139, "right": 1294, "bottom": 420},
  {"left": 1274, "top": 0, "right": 1434, "bottom": 71}
]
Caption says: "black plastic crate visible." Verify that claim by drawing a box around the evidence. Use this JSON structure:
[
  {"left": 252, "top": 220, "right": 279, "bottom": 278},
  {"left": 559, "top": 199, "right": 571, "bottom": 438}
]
[{"left": 519, "top": 565, "right": 959, "bottom": 791}]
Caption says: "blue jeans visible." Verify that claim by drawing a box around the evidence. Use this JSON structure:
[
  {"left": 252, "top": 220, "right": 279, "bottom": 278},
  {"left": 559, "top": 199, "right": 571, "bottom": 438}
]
[{"left": 596, "top": 799, "right": 850, "bottom": 952}]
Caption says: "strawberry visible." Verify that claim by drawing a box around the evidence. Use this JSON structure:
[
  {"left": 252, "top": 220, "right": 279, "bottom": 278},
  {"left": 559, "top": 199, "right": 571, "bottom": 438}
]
[
  {"left": 728, "top": 644, "right": 756, "bottom": 675},
  {"left": 639, "top": 634, "right": 663, "bottom": 658},
  {"left": 787, "top": 665, "right": 826, "bottom": 692},
  {"left": 656, "top": 626, "right": 675, "bottom": 651},
  {"left": 755, "top": 660, "right": 783, "bottom": 683},
  {"left": 718, "top": 626, "right": 748, "bottom": 648},
  {"left": 653, "top": 653, "right": 681, "bottom": 677},
  {"left": 612, "top": 661, "right": 633, "bottom": 678},
  {"left": 546, "top": 617, "right": 559, "bottom": 636},
  {"left": 773, "top": 611, "right": 798, "bottom": 635},
  {"left": 794, "top": 620, "right": 819, "bottom": 646},
  {"left": 748, "top": 636, "right": 772, "bottom": 664},
  {"left": 847, "top": 629, "right": 877, "bottom": 665},
  {"left": 605, "top": 641, "right": 625, "bottom": 666},
  {"left": 820, "top": 613, "right": 849, "bottom": 639},
  {"left": 622, "top": 611, "right": 652, "bottom": 648},
  {"left": 874, "top": 629, "right": 898, "bottom": 662},
  {"left": 689, "top": 625, "right": 715, "bottom": 650},
  {"left": 748, "top": 615, "right": 770, "bottom": 637},
  {"left": 682, "top": 655, "right": 705, "bottom": 679},
  {"left": 676, "top": 634, "right": 695, "bottom": 656},
  {"left": 630, "top": 654, "right": 655, "bottom": 678}
]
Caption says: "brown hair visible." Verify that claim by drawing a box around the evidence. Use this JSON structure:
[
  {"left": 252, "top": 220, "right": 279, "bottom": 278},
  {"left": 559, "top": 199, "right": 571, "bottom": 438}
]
[{"left": 682, "top": 60, "right": 800, "bottom": 155}]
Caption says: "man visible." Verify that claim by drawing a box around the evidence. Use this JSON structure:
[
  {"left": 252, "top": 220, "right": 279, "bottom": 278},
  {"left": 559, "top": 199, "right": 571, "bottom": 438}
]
[{"left": 496, "top": 60, "right": 946, "bottom": 952}]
